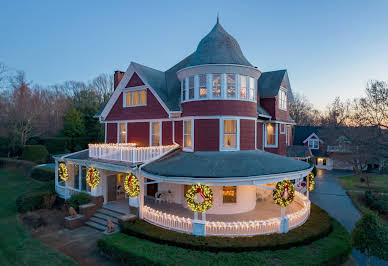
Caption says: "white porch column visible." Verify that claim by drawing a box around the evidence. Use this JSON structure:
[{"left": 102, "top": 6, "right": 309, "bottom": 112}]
[
  {"left": 306, "top": 175, "right": 310, "bottom": 199},
  {"left": 139, "top": 169, "right": 144, "bottom": 219},
  {"left": 280, "top": 207, "right": 289, "bottom": 233},
  {"left": 54, "top": 160, "right": 59, "bottom": 189}
]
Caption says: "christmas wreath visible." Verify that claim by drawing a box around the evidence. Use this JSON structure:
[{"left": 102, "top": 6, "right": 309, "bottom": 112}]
[
  {"left": 86, "top": 167, "right": 100, "bottom": 189},
  {"left": 185, "top": 184, "right": 213, "bottom": 213},
  {"left": 308, "top": 172, "right": 315, "bottom": 191},
  {"left": 58, "top": 163, "right": 68, "bottom": 181},
  {"left": 124, "top": 173, "right": 140, "bottom": 197},
  {"left": 273, "top": 180, "right": 295, "bottom": 207}
]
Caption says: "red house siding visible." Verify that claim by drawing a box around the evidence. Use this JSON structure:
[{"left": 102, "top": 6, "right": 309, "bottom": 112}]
[
  {"left": 105, "top": 89, "right": 168, "bottom": 121},
  {"left": 174, "top": 121, "right": 183, "bottom": 146},
  {"left": 182, "top": 100, "right": 257, "bottom": 117},
  {"left": 194, "top": 119, "right": 219, "bottom": 151},
  {"left": 274, "top": 94, "right": 291, "bottom": 122},
  {"left": 260, "top": 98, "right": 276, "bottom": 118},
  {"left": 264, "top": 130, "right": 287, "bottom": 156},
  {"left": 106, "top": 123, "right": 117, "bottom": 143},
  {"left": 162, "top": 121, "right": 173, "bottom": 145},
  {"left": 256, "top": 122, "right": 263, "bottom": 150},
  {"left": 125, "top": 72, "right": 145, "bottom": 88},
  {"left": 127, "top": 122, "right": 149, "bottom": 147},
  {"left": 240, "top": 119, "right": 255, "bottom": 150}
]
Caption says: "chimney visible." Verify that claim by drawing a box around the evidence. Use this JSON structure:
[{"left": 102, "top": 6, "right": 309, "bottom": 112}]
[{"left": 114, "top": 70, "right": 125, "bottom": 90}]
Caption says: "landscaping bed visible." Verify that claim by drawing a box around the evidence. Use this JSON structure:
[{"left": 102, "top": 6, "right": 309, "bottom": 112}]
[
  {"left": 98, "top": 218, "right": 351, "bottom": 266},
  {"left": 120, "top": 203, "right": 331, "bottom": 252},
  {"left": 339, "top": 175, "right": 388, "bottom": 193}
]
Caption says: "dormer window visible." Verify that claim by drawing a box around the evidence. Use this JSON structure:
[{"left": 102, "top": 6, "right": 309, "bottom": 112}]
[
  {"left": 124, "top": 89, "right": 146, "bottom": 107},
  {"left": 212, "top": 74, "right": 222, "bottom": 97},
  {"left": 279, "top": 88, "right": 287, "bottom": 110},
  {"left": 227, "top": 74, "right": 236, "bottom": 98},
  {"left": 308, "top": 139, "right": 319, "bottom": 149},
  {"left": 199, "top": 74, "right": 207, "bottom": 98}
]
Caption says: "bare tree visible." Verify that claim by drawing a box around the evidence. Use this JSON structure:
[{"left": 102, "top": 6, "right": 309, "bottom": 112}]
[
  {"left": 90, "top": 73, "right": 114, "bottom": 104},
  {"left": 289, "top": 93, "right": 322, "bottom": 126},
  {"left": 320, "top": 97, "right": 351, "bottom": 127},
  {"left": 0, "top": 62, "right": 8, "bottom": 91}
]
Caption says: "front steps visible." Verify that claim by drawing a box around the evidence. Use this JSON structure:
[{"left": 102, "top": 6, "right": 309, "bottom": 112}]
[{"left": 85, "top": 207, "right": 125, "bottom": 232}]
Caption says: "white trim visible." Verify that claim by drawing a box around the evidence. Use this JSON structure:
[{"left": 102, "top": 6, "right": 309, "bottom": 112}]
[
  {"left": 122, "top": 88, "right": 147, "bottom": 108},
  {"left": 150, "top": 121, "right": 162, "bottom": 146},
  {"left": 254, "top": 121, "right": 257, "bottom": 150},
  {"left": 278, "top": 87, "right": 288, "bottom": 111},
  {"left": 264, "top": 122, "right": 278, "bottom": 148},
  {"left": 219, "top": 118, "right": 240, "bottom": 151},
  {"left": 182, "top": 119, "right": 194, "bottom": 152},
  {"left": 104, "top": 123, "right": 107, "bottom": 143},
  {"left": 302, "top": 133, "right": 323, "bottom": 144}
]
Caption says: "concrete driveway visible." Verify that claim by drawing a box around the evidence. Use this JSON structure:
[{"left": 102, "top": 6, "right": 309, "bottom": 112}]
[{"left": 310, "top": 169, "right": 387, "bottom": 266}]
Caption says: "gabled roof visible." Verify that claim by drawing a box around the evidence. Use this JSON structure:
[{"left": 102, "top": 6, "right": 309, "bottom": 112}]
[
  {"left": 286, "top": 145, "right": 312, "bottom": 158},
  {"left": 293, "top": 126, "right": 323, "bottom": 145},
  {"left": 257, "top": 104, "right": 271, "bottom": 118},
  {"left": 258, "top": 70, "right": 287, "bottom": 98}
]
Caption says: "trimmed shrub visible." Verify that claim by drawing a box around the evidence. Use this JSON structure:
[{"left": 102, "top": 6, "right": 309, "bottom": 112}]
[
  {"left": 67, "top": 192, "right": 91, "bottom": 211},
  {"left": 0, "top": 157, "right": 37, "bottom": 174},
  {"left": 364, "top": 191, "right": 387, "bottom": 214},
  {"left": 40, "top": 137, "right": 71, "bottom": 155},
  {"left": 120, "top": 203, "right": 332, "bottom": 252},
  {"left": 16, "top": 191, "right": 53, "bottom": 213},
  {"left": 30, "top": 166, "right": 55, "bottom": 182},
  {"left": 22, "top": 145, "right": 49, "bottom": 164}
]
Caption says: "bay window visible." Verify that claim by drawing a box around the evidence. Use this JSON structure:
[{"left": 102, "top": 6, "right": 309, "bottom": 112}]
[
  {"left": 124, "top": 89, "right": 147, "bottom": 107},
  {"left": 199, "top": 74, "right": 207, "bottom": 98},
  {"left": 226, "top": 74, "right": 236, "bottom": 98},
  {"left": 212, "top": 74, "right": 222, "bottom": 97},
  {"left": 223, "top": 186, "right": 237, "bottom": 203},
  {"left": 119, "top": 123, "right": 126, "bottom": 143},
  {"left": 183, "top": 120, "right": 193, "bottom": 151},
  {"left": 181, "top": 79, "right": 186, "bottom": 101},
  {"left": 265, "top": 123, "right": 277, "bottom": 147},
  {"left": 151, "top": 122, "right": 161, "bottom": 146},
  {"left": 222, "top": 119, "right": 237, "bottom": 149}
]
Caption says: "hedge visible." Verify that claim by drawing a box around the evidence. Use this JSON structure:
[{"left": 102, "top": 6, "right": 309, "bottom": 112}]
[
  {"left": 30, "top": 166, "right": 55, "bottom": 182},
  {"left": 67, "top": 192, "right": 91, "bottom": 211},
  {"left": 120, "top": 203, "right": 331, "bottom": 252},
  {"left": 21, "top": 145, "right": 49, "bottom": 164},
  {"left": 40, "top": 137, "right": 71, "bottom": 155},
  {"left": 99, "top": 218, "right": 351, "bottom": 266},
  {"left": 16, "top": 191, "right": 53, "bottom": 213},
  {"left": 0, "top": 157, "right": 37, "bottom": 174},
  {"left": 365, "top": 191, "right": 387, "bottom": 214}
]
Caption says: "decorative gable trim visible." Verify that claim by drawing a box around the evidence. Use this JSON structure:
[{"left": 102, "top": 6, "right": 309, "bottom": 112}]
[
  {"left": 100, "top": 62, "right": 170, "bottom": 120},
  {"left": 302, "top": 133, "right": 324, "bottom": 144}
]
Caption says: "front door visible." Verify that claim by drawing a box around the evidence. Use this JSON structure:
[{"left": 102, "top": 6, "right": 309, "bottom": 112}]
[
  {"left": 107, "top": 175, "right": 117, "bottom": 202},
  {"left": 146, "top": 178, "right": 158, "bottom": 197}
]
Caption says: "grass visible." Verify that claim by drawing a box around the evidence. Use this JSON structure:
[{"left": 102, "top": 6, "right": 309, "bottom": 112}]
[
  {"left": 120, "top": 203, "right": 331, "bottom": 252},
  {"left": 99, "top": 218, "right": 351, "bottom": 266},
  {"left": 0, "top": 168, "right": 78, "bottom": 266},
  {"left": 339, "top": 174, "right": 388, "bottom": 193}
]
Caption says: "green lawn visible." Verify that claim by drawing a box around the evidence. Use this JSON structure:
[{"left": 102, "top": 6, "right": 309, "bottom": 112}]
[
  {"left": 339, "top": 175, "right": 388, "bottom": 193},
  {"left": 0, "top": 168, "right": 78, "bottom": 266}
]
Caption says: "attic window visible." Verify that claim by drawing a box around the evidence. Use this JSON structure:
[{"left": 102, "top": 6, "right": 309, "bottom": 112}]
[
  {"left": 279, "top": 88, "right": 287, "bottom": 110},
  {"left": 308, "top": 139, "right": 319, "bottom": 149},
  {"left": 124, "top": 89, "right": 146, "bottom": 107}
]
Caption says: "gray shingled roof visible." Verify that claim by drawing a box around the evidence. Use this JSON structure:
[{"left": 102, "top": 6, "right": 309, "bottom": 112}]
[
  {"left": 293, "top": 126, "right": 323, "bottom": 145},
  {"left": 257, "top": 104, "right": 271, "bottom": 117},
  {"left": 258, "top": 70, "right": 287, "bottom": 98},
  {"left": 185, "top": 21, "right": 252, "bottom": 67},
  {"left": 286, "top": 145, "right": 311, "bottom": 158},
  {"left": 142, "top": 149, "right": 311, "bottom": 178}
]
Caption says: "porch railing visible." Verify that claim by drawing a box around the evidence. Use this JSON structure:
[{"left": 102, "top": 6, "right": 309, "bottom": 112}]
[
  {"left": 55, "top": 182, "right": 90, "bottom": 200},
  {"left": 88, "top": 144, "right": 179, "bottom": 164},
  {"left": 142, "top": 192, "right": 311, "bottom": 237}
]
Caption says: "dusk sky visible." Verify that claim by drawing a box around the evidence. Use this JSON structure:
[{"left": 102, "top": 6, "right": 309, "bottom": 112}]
[{"left": 1, "top": 0, "right": 387, "bottom": 110}]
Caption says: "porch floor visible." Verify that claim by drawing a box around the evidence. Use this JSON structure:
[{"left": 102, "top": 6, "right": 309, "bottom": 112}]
[{"left": 103, "top": 199, "right": 130, "bottom": 214}]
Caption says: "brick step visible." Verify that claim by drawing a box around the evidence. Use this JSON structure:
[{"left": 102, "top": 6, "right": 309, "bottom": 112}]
[
  {"left": 85, "top": 221, "right": 107, "bottom": 231},
  {"left": 98, "top": 208, "right": 125, "bottom": 219},
  {"left": 93, "top": 213, "right": 119, "bottom": 224}
]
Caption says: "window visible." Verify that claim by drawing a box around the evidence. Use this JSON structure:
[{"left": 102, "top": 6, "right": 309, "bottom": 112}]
[
  {"left": 308, "top": 139, "right": 319, "bottom": 149},
  {"left": 119, "top": 123, "right": 126, "bottom": 143},
  {"left": 240, "top": 75, "right": 247, "bottom": 99},
  {"left": 226, "top": 74, "right": 236, "bottom": 98},
  {"left": 212, "top": 74, "right": 221, "bottom": 97},
  {"left": 151, "top": 122, "right": 161, "bottom": 146},
  {"left": 189, "top": 76, "right": 194, "bottom": 99},
  {"left": 249, "top": 77, "right": 255, "bottom": 101},
  {"left": 280, "top": 124, "right": 285, "bottom": 134},
  {"left": 286, "top": 125, "right": 290, "bottom": 146},
  {"left": 81, "top": 166, "right": 91, "bottom": 192},
  {"left": 124, "top": 89, "right": 147, "bottom": 107},
  {"left": 199, "top": 74, "right": 207, "bottom": 98},
  {"left": 223, "top": 186, "right": 237, "bottom": 203},
  {"left": 73, "top": 165, "right": 79, "bottom": 189},
  {"left": 183, "top": 120, "right": 193, "bottom": 150},
  {"left": 266, "top": 123, "right": 277, "bottom": 147},
  {"left": 279, "top": 89, "right": 287, "bottom": 110},
  {"left": 223, "top": 120, "right": 237, "bottom": 149},
  {"left": 182, "top": 79, "right": 186, "bottom": 101},
  {"left": 323, "top": 159, "right": 327, "bottom": 166}
]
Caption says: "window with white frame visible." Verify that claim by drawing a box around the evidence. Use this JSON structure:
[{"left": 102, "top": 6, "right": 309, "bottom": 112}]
[
  {"left": 124, "top": 89, "right": 146, "bottom": 107},
  {"left": 280, "top": 124, "right": 285, "bottom": 134},
  {"left": 249, "top": 77, "right": 255, "bottom": 101},
  {"left": 226, "top": 74, "right": 236, "bottom": 98},
  {"left": 308, "top": 139, "right": 319, "bottom": 149},
  {"left": 181, "top": 79, "right": 186, "bottom": 101},
  {"left": 151, "top": 122, "right": 161, "bottom": 146},
  {"left": 189, "top": 76, "right": 195, "bottom": 99},
  {"left": 240, "top": 75, "right": 247, "bottom": 99},
  {"left": 265, "top": 123, "right": 277, "bottom": 147},
  {"left": 199, "top": 74, "right": 207, "bottom": 98},
  {"left": 279, "top": 88, "right": 287, "bottom": 110},
  {"left": 119, "top": 123, "right": 126, "bottom": 143},
  {"left": 212, "top": 74, "right": 222, "bottom": 97},
  {"left": 183, "top": 120, "right": 193, "bottom": 150},
  {"left": 223, "top": 119, "right": 237, "bottom": 149}
]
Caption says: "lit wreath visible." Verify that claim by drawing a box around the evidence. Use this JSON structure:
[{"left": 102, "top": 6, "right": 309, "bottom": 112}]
[
  {"left": 86, "top": 167, "right": 100, "bottom": 189},
  {"left": 58, "top": 163, "right": 68, "bottom": 181},
  {"left": 185, "top": 184, "right": 213, "bottom": 213},
  {"left": 273, "top": 180, "right": 295, "bottom": 207},
  {"left": 308, "top": 172, "right": 315, "bottom": 191},
  {"left": 124, "top": 173, "right": 140, "bottom": 197}
]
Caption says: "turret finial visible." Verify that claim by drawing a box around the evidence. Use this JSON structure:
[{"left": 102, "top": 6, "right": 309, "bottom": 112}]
[{"left": 217, "top": 12, "right": 219, "bottom": 24}]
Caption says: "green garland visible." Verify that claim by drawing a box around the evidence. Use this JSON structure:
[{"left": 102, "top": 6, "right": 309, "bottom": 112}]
[
  {"left": 308, "top": 172, "right": 315, "bottom": 191},
  {"left": 273, "top": 180, "right": 295, "bottom": 207},
  {"left": 185, "top": 184, "right": 213, "bottom": 213},
  {"left": 124, "top": 173, "right": 140, "bottom": 197},
  {"left": 86, "top": 167, "right": 100, "bottom": 189},
  {"left": 58, "top": 163, "right": 68, "bottom": 181}
]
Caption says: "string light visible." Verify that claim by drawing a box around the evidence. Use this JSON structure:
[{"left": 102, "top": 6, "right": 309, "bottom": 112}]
[
  {"left": 185, "top": 184, "right": 213, "bottom": 213},
  {"left": 86, "top": 167, "right": 100, "bottom": 189},
  {"left": 58, "top": 163, "right": 68, "bottom": 181},
  {"left": 273, "top": 180, "right": 295, "bottom": 207},
  {"left": 124, "top": 173, "right": 140, "bottom": 197}
]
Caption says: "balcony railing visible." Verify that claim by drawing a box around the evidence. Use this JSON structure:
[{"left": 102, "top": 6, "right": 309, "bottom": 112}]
[
  {"left": 142, "top": 191, "right": 310, "bottom": 237},
  {"left": 327, "top": 145, "right": 350, "bottom": 152},
  {"left": 88, "top": 143, "right": 179, "bottom": 164}
]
